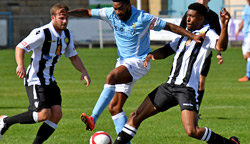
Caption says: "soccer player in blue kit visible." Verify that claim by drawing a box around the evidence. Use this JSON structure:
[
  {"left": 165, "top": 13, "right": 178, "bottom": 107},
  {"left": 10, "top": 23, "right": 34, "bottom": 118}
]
[
  {"left": 235, "top": 0, "right": 250, "bottom": 82},
  {"left": 68, "top": 0, "right": 203, "bottom": 137}
]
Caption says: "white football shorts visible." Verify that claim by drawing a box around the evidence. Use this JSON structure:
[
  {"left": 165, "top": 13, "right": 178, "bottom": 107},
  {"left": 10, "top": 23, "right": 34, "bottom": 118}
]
[
  {"left": 242, "top": 39, "right": 250, "bottom": 55},
  {"left": 115, "top": 57, "right": 151, "bottom": 96}
]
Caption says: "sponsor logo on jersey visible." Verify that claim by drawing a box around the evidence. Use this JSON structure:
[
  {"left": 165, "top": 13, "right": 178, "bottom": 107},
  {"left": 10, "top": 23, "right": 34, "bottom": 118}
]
[
  {"left": 132, "top": 23, "right": 136, "bottom": 28},
  {"left": 34, "top": 101, "right": 39, "bottom": 108},
  {"left": 64, "top": 37, "right": 69, "bottom": 44},
  {"left": 56, "top": 45, "right": 61, "bottom": 55},
  {"left": 186, "top": 39, "right": 192, "bottom": 46},
  {"left": 48, "top": 40, "right": 56, "bottom": 43},
  {"left": 149, "top": 17, "right": 158, "bottom": 29},
  {"left": 21, "top": 41, "right": 30, "bottom": 50},
  {"left": 43, "top": 54, "right": 52, "bottom": 60},
  {"left": 36, "top": 30, "right": 40, "bottom": 35}
]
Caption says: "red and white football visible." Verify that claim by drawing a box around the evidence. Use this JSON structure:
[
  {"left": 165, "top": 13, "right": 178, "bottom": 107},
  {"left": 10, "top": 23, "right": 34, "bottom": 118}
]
[{"left": 90, "top": 131, "right": 112, "bottom": 144}]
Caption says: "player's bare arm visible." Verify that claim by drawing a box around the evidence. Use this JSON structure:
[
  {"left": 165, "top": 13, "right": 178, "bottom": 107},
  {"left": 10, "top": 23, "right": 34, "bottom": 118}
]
[
  {"left": 15, "top": 47, "right": 26, "bottom": 79},
  {"left": 68, "top": 9, "right": 91, "bottom": 17},
  {"left": 69, "top": 55, "right": 91, "bottom": 87},
  {"left": 216, "top": 8, "right": 231, "bottom": 51},
  {"left": 164, "top": 22, "right": 203, "bottom": 43}
]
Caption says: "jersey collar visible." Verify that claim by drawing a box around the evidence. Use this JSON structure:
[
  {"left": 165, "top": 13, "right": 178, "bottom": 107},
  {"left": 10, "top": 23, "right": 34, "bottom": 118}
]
[{"left": 49, "top": 21, "right": 60, "bottom": 38}]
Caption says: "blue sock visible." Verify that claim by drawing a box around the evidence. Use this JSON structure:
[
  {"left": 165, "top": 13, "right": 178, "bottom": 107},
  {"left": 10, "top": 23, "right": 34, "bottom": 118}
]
[
  {"left": 246, "top": 58, "right": 250, "bottom": 78},
  {"left": 91, "top": 84, "right": 115, "bottom": 123},
  {"left": 112, "top": 112, "right": 131, "bottom": 144},
  {"left": 112, "top": 111, "right": 128, "bottom": 134}
]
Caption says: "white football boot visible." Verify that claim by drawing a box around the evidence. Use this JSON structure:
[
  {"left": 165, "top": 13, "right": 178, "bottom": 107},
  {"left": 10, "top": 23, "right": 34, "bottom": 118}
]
[{"left": 0, "top": 115, "right": 7, "bottom": 140}]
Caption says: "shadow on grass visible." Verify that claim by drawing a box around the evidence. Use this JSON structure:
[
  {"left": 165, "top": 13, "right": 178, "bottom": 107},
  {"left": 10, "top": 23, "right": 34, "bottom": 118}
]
[
  {"left": 0, "top": 106, "right": 27, "bottom": 109},
  {"left": 202, "top": 117, "right": 242, "bottom": 120}
]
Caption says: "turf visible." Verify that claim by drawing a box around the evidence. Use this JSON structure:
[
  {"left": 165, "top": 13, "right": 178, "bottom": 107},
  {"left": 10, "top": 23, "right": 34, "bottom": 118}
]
[{"left": 0, "top": 47, "right": 249, "bottom": 144}]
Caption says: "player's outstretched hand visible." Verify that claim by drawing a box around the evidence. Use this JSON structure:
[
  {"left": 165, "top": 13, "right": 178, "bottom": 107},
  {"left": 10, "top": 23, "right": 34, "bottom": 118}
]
[
  {"left": 220, "top": 8, "right": 231, "bottom": 26},
  {"left": 144, "top": 53, "right": 155, "bottom": 68}
]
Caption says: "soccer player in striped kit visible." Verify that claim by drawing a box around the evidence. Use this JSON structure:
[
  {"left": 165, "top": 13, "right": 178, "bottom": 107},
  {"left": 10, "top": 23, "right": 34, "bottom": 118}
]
[
  {"left": 180, "top": 0, "right": 223, "bottom": 118},
  {"left": 114, "top": 3, "right": 240, "bottom": 144},
  {"left": 0, "top": 3, "right": 91, "bottom": 144}
]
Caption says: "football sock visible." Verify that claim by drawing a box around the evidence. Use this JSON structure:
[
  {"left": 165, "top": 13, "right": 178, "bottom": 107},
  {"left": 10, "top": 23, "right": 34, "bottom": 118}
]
[
  {"left": 114, "top": 124, "right": 137, "bottom": 144},
  {"left": 202, "top": 127, "right": 234, "bottom": 144},
  {"left": 4, "top": 111, "right": 37, "bottom": 128},
  {"left": 92, "top": 84, "right": 115, "bottom": 123},
  {"left": 246, "top": 58, "right": 250, "bottom": 78},
  {"left": 33, "top": 120, "right": 57, "bottom": 144},
  {"left": 112, "top": 111, "right": 128, "bottom": 134},
  {"left": 197, "top": 90, "right": 204, "bottom": 113}
]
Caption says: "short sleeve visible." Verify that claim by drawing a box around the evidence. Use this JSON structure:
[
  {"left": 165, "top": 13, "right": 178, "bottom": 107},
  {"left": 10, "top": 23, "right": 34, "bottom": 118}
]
[
  {"left": 91, "top": 9, "right": 101, "bottom": 19},
  {"left": 206, "top": 29, "right": 219, "bottom": 50},
  {"left": 16, "top": 28, "right": 45, "bottom": 52},
  {"left": 147, "top": 15, "right": 166, "bottom": 31}
]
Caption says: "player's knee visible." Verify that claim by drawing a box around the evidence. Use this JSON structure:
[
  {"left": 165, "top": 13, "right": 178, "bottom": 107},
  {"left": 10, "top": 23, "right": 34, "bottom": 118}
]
[
  {"left": 54, "top": 110, "right": 63, "bottom": 120},
  {"left": 105, "top": 75, "right": 114, "bottom": 84}
]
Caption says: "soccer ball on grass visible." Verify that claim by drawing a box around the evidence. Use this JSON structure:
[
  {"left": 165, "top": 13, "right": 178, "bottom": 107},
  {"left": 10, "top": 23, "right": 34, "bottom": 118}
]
[{"left": 90, "top": 131, "right": 112, "bottom": 144}]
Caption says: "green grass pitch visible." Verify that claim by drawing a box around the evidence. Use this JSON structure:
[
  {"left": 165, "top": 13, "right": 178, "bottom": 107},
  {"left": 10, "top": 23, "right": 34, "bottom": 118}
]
[{"left": 0, "top": 47, "right": 249, "bottom": 144}]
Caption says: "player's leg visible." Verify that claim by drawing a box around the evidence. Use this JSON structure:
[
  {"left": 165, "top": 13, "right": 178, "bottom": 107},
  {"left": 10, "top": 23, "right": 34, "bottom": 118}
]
[
  {"left": 0, "top": 84, "right": 52, "bottom": 140},
  {"left": 198, "top": 75, "right": 206, "bottom": 109},
  {"left": 82, "top": 64, "right": 133, "bottom": 130},
  {"left": 182, "top": 110, "right": 240, "bottom": 143},
  {"left": 109, "top": 92, "right": 128, "bottom": 134},
  {"left": 246, "top": 52, "right": 250, "bottom": 78},
  {"left": 109, "top": 58, "right": 150, "bottom": 134},
  {"left": 114, "top": 96, "right": 159, "bottom": 144},
  {"left": 179, "top": 87, "right": 240, "bottom": 144},
  {"left": 238, "top": 40, "right": 250, "bottom": 81},
  {"left": 114, "top": 83, "right": 174, "bottom": 144},
  {"left": 33, "top": 105, "right": 62, "bottom": 144},
  {"left": 82, "top": 58, "right": 150, "bottom": 131},
  {"left": 33, "top": 82, "right": 62, "bottom": 144},
  {"left": 198, "top": 52, "right": 211, "bottom": 114}
]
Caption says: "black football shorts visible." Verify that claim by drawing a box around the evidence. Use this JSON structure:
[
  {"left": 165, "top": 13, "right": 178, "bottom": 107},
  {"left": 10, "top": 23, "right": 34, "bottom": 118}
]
[
  {"left": 25, "top": 82, "right": 61, "bottom": 111},
  {"left": 148, "top": 83, "right": 198, "bottom": 113}
]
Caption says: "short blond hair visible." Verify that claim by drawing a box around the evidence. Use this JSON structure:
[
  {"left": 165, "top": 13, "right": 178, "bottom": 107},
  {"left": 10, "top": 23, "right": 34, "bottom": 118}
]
[{"left": 50, "top": 3, "right": 69, "bottom": 16}]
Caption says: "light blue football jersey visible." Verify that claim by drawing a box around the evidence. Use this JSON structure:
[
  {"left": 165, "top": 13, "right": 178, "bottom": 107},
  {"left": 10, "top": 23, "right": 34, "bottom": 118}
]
[
  {"left": 242, "top": 5, "right": 250, "bottom": 38},
  {"left": 91, "top": 6, "right": 166, "bottom": 60}
]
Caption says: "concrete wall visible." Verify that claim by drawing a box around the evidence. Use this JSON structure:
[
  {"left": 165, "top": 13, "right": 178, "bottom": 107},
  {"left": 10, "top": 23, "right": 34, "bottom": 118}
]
[{"left": 225, "top": 0, "right": 246, "bottom": 18}]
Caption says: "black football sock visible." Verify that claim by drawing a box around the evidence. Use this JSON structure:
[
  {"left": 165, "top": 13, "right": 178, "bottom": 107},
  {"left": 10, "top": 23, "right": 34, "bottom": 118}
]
[
  {"left": 4, "top": 111, "right": 36, "bottom": 127},
  {"left": 202, "top": 127, "right": 235, "bottom": 144},
  {"left": 33, "top": 120, "right": 57, "bottom": 144},
  {"left": 197, "top": 90, "right": 204, "bottom": 113},
  {"left": 114, "top": 124, "right": 137, "bottom": 144}
]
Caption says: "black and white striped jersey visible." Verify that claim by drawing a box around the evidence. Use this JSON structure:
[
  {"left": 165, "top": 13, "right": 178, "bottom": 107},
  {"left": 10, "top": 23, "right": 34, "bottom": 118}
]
[
  {"left": 17, "top": 21, "right": 77, "bottom": 86},
  {"left": 167, "top": 25, "right": 219, "bottom": 93}
]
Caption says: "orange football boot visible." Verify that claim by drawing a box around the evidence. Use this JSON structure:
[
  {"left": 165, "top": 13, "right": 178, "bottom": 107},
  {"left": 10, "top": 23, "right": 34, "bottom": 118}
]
[
  {"left": 80, "top": 113, "right": 95, "bottom": 131},
  {"left": 238, "top": 76, "right": 249, "bottom": 82}
]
